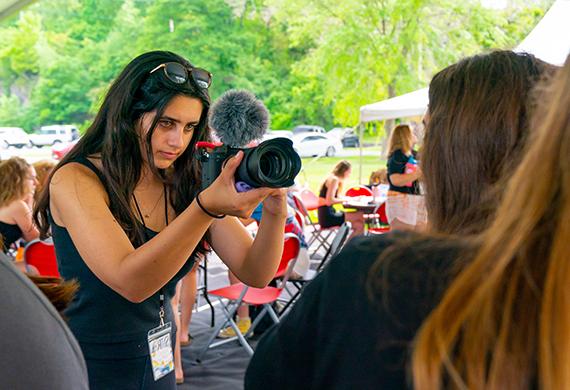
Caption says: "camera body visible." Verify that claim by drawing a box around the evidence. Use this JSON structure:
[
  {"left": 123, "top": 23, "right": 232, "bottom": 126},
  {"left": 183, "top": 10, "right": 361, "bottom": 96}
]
[{"left": 199, "top": 138, "right": 302, "bottom": 191}]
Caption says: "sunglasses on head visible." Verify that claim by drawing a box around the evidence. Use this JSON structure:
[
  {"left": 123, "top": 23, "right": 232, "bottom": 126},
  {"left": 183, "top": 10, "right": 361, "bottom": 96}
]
[{"left": 149, "top": 62, "right": 212, "bottom": 89}]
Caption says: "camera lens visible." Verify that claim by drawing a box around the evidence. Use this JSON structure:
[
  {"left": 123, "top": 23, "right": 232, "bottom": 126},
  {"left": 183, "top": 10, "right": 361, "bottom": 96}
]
[{"left": 236, "top": 138, "right": 301, "bottom": 188}]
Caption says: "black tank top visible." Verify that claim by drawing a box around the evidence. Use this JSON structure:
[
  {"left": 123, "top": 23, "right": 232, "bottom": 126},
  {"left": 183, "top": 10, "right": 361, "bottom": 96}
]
[
  {"left": 49, "top": 156, "right": 194, "bottom": 359},
  {"left": 0, "top": 221, "right": 22, "bottom": 252}
]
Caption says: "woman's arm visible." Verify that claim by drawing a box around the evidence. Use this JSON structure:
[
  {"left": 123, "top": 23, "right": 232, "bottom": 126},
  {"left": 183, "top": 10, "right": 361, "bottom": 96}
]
[
  {"left": 208, "top": 189, "right": 287, "bottom": 288},
  {"left": 389, "top": 166, "right": 422, "bottom": 187},
  {"left": 388, "top": 150, "right": 422, "bottom": 187},
  {"left": 12, "top": 200, "right": 40, "bottom": 242},
  {"left": 50, "top": 152, "right": 275, "bottom": 302}
]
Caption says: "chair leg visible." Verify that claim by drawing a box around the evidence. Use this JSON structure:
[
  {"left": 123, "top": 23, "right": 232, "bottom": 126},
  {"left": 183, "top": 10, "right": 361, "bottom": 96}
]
[
  {"left": 196, "top": 296, "right": 236, "bottom": 362},
  {"left": 311, "top": 230, "right": 334, "bottom": 256},
  {"left": 266, "top": 304, "right": 280, "bottom": 324},
  {"left": 244, "top": 305, "right": 268, "bottom": 339},
  {"left": 278, "top": 292, "right": 297, "bottom": 314}
]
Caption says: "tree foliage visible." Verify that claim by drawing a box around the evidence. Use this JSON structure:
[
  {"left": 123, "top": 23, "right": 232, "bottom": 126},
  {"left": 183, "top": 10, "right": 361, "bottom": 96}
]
[{"left": 0, "top": 0, "right": 553, "bottom": 132}]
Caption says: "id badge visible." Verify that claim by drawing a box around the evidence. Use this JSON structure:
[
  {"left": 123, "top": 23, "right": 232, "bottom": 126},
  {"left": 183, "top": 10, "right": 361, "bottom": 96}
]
[{"left": 147, "top": 322, "right": 174, "bottom": 381}]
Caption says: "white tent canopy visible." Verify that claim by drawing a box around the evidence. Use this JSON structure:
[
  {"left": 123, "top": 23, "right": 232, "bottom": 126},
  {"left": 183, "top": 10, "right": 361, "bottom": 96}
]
[
  {"left": 359, "top": 0, "right": 570, "bottom": 123},
  {"left": 359, "top": 88, "right": 428, "bottom": 123}
]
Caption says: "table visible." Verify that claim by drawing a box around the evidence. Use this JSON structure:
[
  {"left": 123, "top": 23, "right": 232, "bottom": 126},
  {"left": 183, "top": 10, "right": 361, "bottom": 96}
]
[
  {"left": 342, "top": 196, "right": 385, "bottom": 213},
  {"left": 343, "top": 196, "right": 387, "bottom": 237}
]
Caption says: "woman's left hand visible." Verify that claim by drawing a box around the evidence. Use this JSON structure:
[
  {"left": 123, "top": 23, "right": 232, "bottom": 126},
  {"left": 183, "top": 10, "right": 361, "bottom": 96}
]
[{"left": 261, "top": 188, "right": 288, "bottom": 219}]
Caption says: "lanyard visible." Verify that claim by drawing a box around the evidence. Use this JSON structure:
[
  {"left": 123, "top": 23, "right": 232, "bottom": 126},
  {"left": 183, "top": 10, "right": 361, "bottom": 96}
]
[{"left": 132, "top": 184, "right": 168, "bottom": 325}]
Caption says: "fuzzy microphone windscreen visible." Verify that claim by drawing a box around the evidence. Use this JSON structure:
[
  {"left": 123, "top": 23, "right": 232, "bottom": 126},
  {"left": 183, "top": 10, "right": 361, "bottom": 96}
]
[{"left": 208, "top": 89, "right": 269, "bottom": 147}]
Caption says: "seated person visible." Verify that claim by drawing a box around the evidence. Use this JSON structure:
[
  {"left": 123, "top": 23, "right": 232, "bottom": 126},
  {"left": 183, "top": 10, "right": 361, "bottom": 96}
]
[
  {"left": 368, "top": 168, "right": 389, "bottom": 198},
  {"left": 0, "top": 157, "right": 40, "bottom": 256},
  {"left": 245, "top": 50, "right": 557, "bottom": 389},
  {"left": 317, "top": 160, "right": 351, "bottom": 228},
  {"left": 32, "top": 159, "right": 57, "bottom": 204},
  {"left": 219, "top": 202, "right": 310, "bottom": 338}
]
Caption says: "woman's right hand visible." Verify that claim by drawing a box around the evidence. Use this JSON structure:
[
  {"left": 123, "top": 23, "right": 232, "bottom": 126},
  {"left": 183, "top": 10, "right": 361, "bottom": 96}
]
[{"left": 199, "top": 151, "right": 277, "bottom": 219}]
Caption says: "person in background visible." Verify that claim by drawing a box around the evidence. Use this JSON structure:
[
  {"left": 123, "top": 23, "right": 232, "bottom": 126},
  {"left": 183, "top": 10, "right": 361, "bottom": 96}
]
[
  {"left": 0, "top": 157, "right": 40, "bottom": 255},
  {"left": 32, "top": 159, "right": 57, "bottom": 204},
  {"left": 34, "top": 50, "right": 287, "bottom": 389},
  {"left": 368, "top": 168, "right": 387, "bottom": 188},
  {"left": 317, "top": 160, "right": 351, "bottom": 228},
  {"left": 217, "top": 201, "right": 310, "bottom": 339},
  {"left": 245, "top": 50, "right": 555, "bottom": 389},
  {"left": 171, "top": 255, "right": 203, "bottom": 384},
  {"left": 385, "top": 124, "right": 423, "bottom": 230},
  {"left": 368, "top": 168, "right": 389, "bottom": 199}
]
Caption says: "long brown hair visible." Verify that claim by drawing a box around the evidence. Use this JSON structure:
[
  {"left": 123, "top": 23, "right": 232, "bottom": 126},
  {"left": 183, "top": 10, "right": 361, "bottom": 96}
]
[
  {"left": 387, "top": 124, "right": 413, "bottom": 156},
  {"left": 0, "top": 157, "right": 31, "bottom": 207},
  {"left": 412, "top": 54, "right": 570, "bottom": 389},
  {"left": 32, "top": 160, "right": 56, "bottom": 204},
  {"left": 28, "top": 276, "right": 78, "bottom": 315},
  {"left": 423, "top": 51, "right": 553, "bottom": 234}
]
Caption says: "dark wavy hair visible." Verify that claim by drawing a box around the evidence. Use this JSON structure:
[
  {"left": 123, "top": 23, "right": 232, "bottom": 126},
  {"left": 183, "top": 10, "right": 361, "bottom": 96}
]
[{"left": 34, "top": 51, "right": 211, "bottom": 255}]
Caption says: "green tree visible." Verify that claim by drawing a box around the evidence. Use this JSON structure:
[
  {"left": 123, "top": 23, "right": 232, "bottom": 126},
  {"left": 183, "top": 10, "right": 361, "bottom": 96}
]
[{"left": 266, "top": 0, "right": 548, "bottom": 127}]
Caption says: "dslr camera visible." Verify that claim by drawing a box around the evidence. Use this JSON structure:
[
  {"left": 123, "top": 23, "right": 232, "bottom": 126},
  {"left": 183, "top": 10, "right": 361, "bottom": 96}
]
[{"left": 197, "top": 137, "right": 302, "bottom": 191}]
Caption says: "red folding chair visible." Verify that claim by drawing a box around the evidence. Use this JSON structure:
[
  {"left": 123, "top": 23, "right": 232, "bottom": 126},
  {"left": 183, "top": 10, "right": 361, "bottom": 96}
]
[
  {"left": 345, "top": 186, "right": 373, "bottom": 197},
  {"left": 298, "top": 188, "right": 320, "bottom": 210},
  {"left": 197, "top": 233, "right": 301, "bottom": 360},
  {"left": 23, "top": 239, "right": 61, "bottom": 277}
]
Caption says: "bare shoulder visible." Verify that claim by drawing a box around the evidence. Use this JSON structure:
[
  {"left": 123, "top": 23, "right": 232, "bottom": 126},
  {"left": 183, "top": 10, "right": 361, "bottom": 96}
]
[
  {"left": 7, "top": 199, "right": 31, "bottom": 216},
  {"left": 49, "top": 162, "right": 109, "bottom": 226},
  {"left": 50, "top": 162, "right": 106, "bottom": 198}
]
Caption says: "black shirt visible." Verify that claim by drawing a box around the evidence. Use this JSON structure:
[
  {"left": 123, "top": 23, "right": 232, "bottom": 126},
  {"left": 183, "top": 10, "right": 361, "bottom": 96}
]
[
  {"left": 50, "top": 157, "right": 195, "bottom": 359},
  {"left": 245, "top": 232, "right": 463, "bottom": 389},
  {"left": 387, "top": 149, "right": 421, "bottom": 195},
  {"left": 0, "top": 220, "right": 22, "bottom": 253}
]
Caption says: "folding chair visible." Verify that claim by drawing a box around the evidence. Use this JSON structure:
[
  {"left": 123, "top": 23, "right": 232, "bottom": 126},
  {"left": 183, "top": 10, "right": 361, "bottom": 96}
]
[
  {"left": 23, "top": 239, "right": 61, "bottom": 277},
  {"left": 298, "top": 188, "right": 320, "bottom": 210},
  {"left": 292, "top": 194, "right": 337, "bottom": 255},
  {"left": 197, "top": 233, "right": 301, "bottom": 360},
  {"left": 278, "top": 222, "right": 351, "bottom": 316}
]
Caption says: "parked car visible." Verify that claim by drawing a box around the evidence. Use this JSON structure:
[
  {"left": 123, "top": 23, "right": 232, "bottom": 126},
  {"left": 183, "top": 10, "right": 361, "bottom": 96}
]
[
  {"left": 52, "top": 140, "right": 78, "bottom": 160},
  {"left": 0, "top": 127, "right": 31, "bottom": 149},
  {"left": 262, "top": 129, "right": 294, "bottom": 141},
  {"left": 292, "top": 125, "right": 326, "bottom": 135},
  {"left": 30, "top": 125, "right": 80, "bottom": 147},
  {"left": 328, "top": 127, "right": 360, "bottom": 147},
  {"left": 292, "top": 133, "right": 343, "bottom": 157}
]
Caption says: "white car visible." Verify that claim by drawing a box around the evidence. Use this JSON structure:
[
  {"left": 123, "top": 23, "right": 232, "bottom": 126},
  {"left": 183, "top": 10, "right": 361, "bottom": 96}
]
[
  {"left": 0, "top": 127, "right": 30, "bottom": 149},
  {"left": 30, "top": 125, "right": 80, "bottom": 147},
  {"left": 262, "top": 130, "right": 294, "bottom": 141},
  {"left": 292, "top": 133, "right": 343, "bottom": 157}
]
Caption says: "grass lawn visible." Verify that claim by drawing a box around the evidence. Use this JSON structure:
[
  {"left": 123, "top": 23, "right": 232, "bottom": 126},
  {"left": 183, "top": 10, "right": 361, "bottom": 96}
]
[{"left": 296, "top": 152, "right": 386, "bottom": 193}]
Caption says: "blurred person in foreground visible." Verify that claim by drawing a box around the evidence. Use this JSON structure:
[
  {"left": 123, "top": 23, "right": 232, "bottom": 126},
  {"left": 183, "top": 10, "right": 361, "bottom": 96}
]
[
  {"left": 245, "top": 50, "right": 557, "bottom": 389},
  {"left": 0, "top": 246, "right": 87, "bottom": 388}
]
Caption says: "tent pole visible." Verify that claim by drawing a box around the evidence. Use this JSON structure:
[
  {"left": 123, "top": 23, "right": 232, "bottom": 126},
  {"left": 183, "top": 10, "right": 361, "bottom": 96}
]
[{"left": 358, "top": 122, "right": 364, "bottom": 184}]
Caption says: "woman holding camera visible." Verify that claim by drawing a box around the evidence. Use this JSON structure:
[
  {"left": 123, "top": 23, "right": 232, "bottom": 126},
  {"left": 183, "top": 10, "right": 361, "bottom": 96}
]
[{"left": 35, "top": 51, "right": 287, "bottom": 389}]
